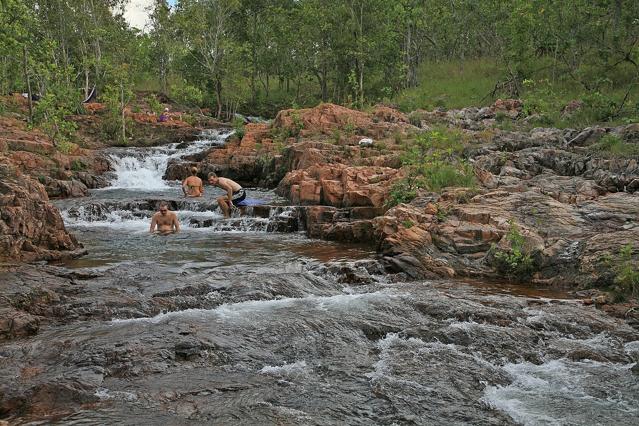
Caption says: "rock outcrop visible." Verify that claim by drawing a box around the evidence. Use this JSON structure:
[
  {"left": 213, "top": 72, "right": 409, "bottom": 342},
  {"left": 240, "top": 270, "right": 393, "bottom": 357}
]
[
  {"left": 277, "top": 163, "right": 402, "bottom": 207},
  {"left": 0, "top": 158, "right": 84, "bottom": 262}
]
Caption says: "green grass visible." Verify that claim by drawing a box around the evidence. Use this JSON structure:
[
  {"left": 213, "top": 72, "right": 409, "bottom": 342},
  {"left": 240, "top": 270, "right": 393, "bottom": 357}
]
[
  {"left": 591, "top": 134, "right": 639, "bottom": 158},
  {"left": 394, "top": 58, "right": 503, "bottom": 111},
  {"left": 393, "top": 57, "right": 639, "bottom": 128}
]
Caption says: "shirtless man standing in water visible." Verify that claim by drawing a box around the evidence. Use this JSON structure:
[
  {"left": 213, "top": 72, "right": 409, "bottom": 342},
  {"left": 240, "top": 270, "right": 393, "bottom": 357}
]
[
  {"left": 208, "top": 172, "right": 245, "bottom": 218},
  {"left": 182, "top": 167, "right": 203, "bottom": 197},
  {"left": 149, "top": 202, "right": 180, "bottom": 234}
]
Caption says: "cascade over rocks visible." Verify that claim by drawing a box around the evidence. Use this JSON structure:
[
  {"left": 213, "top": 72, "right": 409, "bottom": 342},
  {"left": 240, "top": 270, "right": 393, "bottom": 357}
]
[
  {"left": 166, "top": 102, "right": 638, "bottom": 294},
  {"left": 0, "top": 158, "right": 84, "bottom": 262}
]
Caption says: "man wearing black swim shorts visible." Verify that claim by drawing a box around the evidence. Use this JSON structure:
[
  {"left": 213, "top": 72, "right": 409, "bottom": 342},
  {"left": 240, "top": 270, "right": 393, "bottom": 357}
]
[{"left": 208, "top": 172, "right": 245, "bottom": 218}]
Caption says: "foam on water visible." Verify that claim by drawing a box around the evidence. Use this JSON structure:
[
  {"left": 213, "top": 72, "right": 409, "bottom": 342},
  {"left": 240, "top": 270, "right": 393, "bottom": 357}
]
[
  {"left": 62, "top": 207, "right": 223, "bottom": 230},
  {"left": 110, "top": 290, "right": 391, "bottom": 324},
  {"left": 482, "top": 359, "right": 639, "bottom": 425},
  {"left": 106, "top": 129, "right": 232, "bottom": 190},
  {"left": 625, "top": 340, "right": 639, "bottom": 356},
  {"left": 259, "top": 360, "right": 310, "bottom": 379}
]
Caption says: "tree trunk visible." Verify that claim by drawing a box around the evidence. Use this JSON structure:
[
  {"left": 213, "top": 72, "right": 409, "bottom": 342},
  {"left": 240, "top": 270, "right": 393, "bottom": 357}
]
[
  {"left": 84, "top": 69, "right": 90, "bottom": 99},
  {"left": 120, "top": 83, "right": 126, "bottom": 142},
  {"left": 22, "top": 46, "right": 33, "bottom": 122},
  {"left": 215, "top": 78, "right": 223, "bottom": 119}
]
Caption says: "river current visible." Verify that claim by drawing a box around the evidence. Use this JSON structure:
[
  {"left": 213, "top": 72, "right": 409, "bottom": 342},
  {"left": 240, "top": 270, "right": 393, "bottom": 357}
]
[{"left": 3, "top": 130, "right": 638, "bottom": 425}]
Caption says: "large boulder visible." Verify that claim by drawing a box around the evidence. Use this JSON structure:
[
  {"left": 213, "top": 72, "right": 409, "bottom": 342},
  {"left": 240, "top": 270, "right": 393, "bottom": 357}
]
[
  {"left": 0, "top": 158, "right": 84, "bottom": 261},
  {"left": 277, "top": 164, "right": 402, "bottom": 208}
]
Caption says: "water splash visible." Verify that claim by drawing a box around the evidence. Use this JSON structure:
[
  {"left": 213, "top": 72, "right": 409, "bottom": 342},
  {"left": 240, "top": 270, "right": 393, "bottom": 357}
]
[{"left": 106, "top": 129, "right": 232, "bottom": 190}]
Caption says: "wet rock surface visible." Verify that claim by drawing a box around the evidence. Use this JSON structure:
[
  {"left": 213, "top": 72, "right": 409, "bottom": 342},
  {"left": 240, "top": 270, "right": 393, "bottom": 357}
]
[
  {"left": 1, "top": 255, "right": 637, "bottom": 424},
  {"left": 2, "top": 102, "right": 639, "bottom": 424}
]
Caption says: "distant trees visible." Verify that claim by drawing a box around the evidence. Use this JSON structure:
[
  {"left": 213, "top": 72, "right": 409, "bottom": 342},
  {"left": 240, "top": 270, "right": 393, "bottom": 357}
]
[{"left": 1, "top": 0, "right": 637, "bottom": 118}]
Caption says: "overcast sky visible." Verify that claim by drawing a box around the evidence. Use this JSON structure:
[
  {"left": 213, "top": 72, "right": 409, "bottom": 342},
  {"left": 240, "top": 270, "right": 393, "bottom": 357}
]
[{"left": 123, "top": 0, "right": 176, "bottom": 31}]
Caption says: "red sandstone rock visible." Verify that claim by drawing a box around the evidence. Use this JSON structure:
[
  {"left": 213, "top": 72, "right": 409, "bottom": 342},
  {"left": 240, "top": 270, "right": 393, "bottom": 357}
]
[
  {"left": 493, "top": 99, "right": 522, "bottom": 118},
  {"left": 277, "top": 164, "right": 402, "bottom": 208},
  {"left": 372, "top": 105, "right": 409, "bottom": 124},
  {"left": 0, "top": 158, "right": 84, "bottom": 261}
]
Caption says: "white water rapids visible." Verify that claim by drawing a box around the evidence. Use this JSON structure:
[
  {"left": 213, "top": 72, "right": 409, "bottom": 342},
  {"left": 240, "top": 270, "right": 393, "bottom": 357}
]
[
  {"left": 107, "top": 129, "right": 232, "bottom": 190},
  {"left": 40, "top": 128, "right": 639, "bottom": 425}
]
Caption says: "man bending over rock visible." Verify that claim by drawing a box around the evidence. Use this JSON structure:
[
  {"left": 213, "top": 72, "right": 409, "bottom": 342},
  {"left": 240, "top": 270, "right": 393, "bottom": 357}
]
[
  {"left": 182, "top": 167, "right": 203, "bottom": 197},
  {"left": 150, "top": 201, "right": 180, "bottom": 234},
  {"left": 208, "top": 172, "right": 245, "bottom": 218}
]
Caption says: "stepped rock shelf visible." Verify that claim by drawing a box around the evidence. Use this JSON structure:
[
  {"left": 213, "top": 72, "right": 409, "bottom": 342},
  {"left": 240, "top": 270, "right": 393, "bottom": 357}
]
[{"left": 1, "top": 101, "right": 638, "bottom": 424}]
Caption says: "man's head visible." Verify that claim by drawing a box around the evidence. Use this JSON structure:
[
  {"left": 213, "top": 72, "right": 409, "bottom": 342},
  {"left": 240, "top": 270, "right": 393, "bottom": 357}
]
[
  {"left": 190, "top": 166, "right": 198, "bottom": 176},
  {"left": 159, "top": 201, "right": 169, "bottom": 215},
  {"left": 208, "top": 172, "right": 219, "bottom": 185}
]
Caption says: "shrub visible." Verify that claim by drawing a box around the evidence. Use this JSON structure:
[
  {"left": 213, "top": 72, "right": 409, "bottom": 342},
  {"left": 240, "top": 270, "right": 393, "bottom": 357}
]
[
  {"left": 491, "top": 220, "right": 535, "bottom": 280},
  {"left": 393, "top": 131, "right": 403, "bottom": 145},
  {"left": 232, "top": 116, "right": 246, "bottom": 140},
  {"left": 385, "top": 179, "right": 417, "bottom": 208},
  {"left": 146, "top": 95, "right": 163, "bottom": 115},
  {"left": 580, "top": 91, "right": 617, "bottom": 122},
  {"left": 291, "top": 112, "right": 304, "bottom": 141},
  {"left": 70, "top": 159, "right": 86, "bottom": 171},
  {"left": 332, "top": 129, "right": 342, "bottom": 144},
  {"left": 613, "top": 244, "right": 638, "bottom": 299},
  {"left": 401, "top": 129, "right": 475, "bottom": 192},
  {"left": 170, "top": 82, "right": 204, "bottom": 107},
  {"left": 408, "top": 111, "right": 425, "bottom": 127},
  {"left": 402, "top": 220, "right": 415, "bottom": 229},
  {"left": 32, "top": 86, "right": 79, "bottom": 149}
]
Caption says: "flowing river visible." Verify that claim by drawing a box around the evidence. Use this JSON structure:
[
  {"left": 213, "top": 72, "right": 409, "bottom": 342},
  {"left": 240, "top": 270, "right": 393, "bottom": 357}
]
[{"left": 2, "top": 130, "right": 638, "bottom": 425}]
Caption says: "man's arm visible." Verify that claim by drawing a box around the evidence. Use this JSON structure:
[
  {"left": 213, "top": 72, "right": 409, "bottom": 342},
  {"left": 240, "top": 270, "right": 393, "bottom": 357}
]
[
  {"left": 172, "top": 214, "right": 180, "bottom": 233},
  {"left": 225, "top": 184, "right": 234, "bottom": 206},
  {"left": 149, "top": 214, "right": 157, "bottom": 233}
]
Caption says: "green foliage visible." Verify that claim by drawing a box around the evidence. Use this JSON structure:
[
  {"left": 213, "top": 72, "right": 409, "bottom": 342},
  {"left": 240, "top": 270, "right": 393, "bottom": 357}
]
[
  {"left": 395, "top": 59, "right": 502, "bottom": 111},
  {"left": 101, "top": 65, "right": 135, "bottom": 145},
  {"left": 492, "top": 220, "right": 535, "bottom": 280},
  {"left": 385, "top": 179, "right": 417, "bottom": 208},
  {"left": 343, "top": 121, "right": 356, "bottom": 136},
  {"left": 170, "top": 82, "right": 204, "bottom": 107},
  {"left": 435, "top": 205, "right": 449, "bottom": 222},
  {"left": 393, "top": 131, "right": 403, "bottom": 145},
  {"left": 232, "top": 116, "right": 246, "bottom": 140},
  {"left": 32, "top": 86, "right": 79, "bottom": 149},
  {"left": 332, "top": 129, "right": 342, "bottom": 145},
  {"left": 591, "top": 134, "right": 639, "bottom": 158},
  {"left": 408, "top": 111, "right": 425, "bottom": 127},
  {"left": 402, "top": 220, "right": 414, "bottom": 229},
  {"left": 146, "top": 95, "right": 163, "bottom": 115},
  {"left": 291, "top": 112, "right": 304, "bottom": 140},
  {"left": 402, "top": 129, "right": 475, "bottom": 192},
  {"left": 386, "top": 128, "right": 475, "bottom": 208},
  {"left": 613, "top": 244, "right": 639, "bottom": 299},
  {"left": 70, "top": 159, "right": 86, "bottom": 171}
]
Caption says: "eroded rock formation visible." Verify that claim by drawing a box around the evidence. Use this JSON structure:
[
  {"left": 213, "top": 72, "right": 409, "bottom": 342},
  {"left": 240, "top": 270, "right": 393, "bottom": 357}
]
[{"left": 0, "top": 158, "right": 84, "bottom": 261}]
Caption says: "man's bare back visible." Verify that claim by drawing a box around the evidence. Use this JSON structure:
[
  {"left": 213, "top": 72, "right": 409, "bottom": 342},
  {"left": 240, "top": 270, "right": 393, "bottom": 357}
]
[{"left": 150, "top": 204, "right": 180, "bottom": 234}]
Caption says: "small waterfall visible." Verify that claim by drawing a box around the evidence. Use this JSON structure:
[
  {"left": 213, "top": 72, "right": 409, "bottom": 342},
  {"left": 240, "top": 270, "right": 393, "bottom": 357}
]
[
  {"left": 190, "top": 206, "right": 301, "bottom": 233},
  {"left": 62, "top": 200, "right": 301, "bottom": 234},
  {"left": 109, "top": 153, "right": 172, "bottom": 189},
  {"left": 106, "top": 129, "right": 233, "bottom": 190}
]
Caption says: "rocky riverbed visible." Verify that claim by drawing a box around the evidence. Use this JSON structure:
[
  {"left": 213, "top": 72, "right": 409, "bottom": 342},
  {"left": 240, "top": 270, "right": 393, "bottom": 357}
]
[{"left": 1, "top": 101, "right": 638, "bottom": 423}]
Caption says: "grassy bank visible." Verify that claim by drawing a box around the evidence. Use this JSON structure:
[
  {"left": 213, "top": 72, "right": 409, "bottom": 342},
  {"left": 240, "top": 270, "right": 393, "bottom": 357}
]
[{"left": 394, "top": 58, "right": 639, "bottom": 128}]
